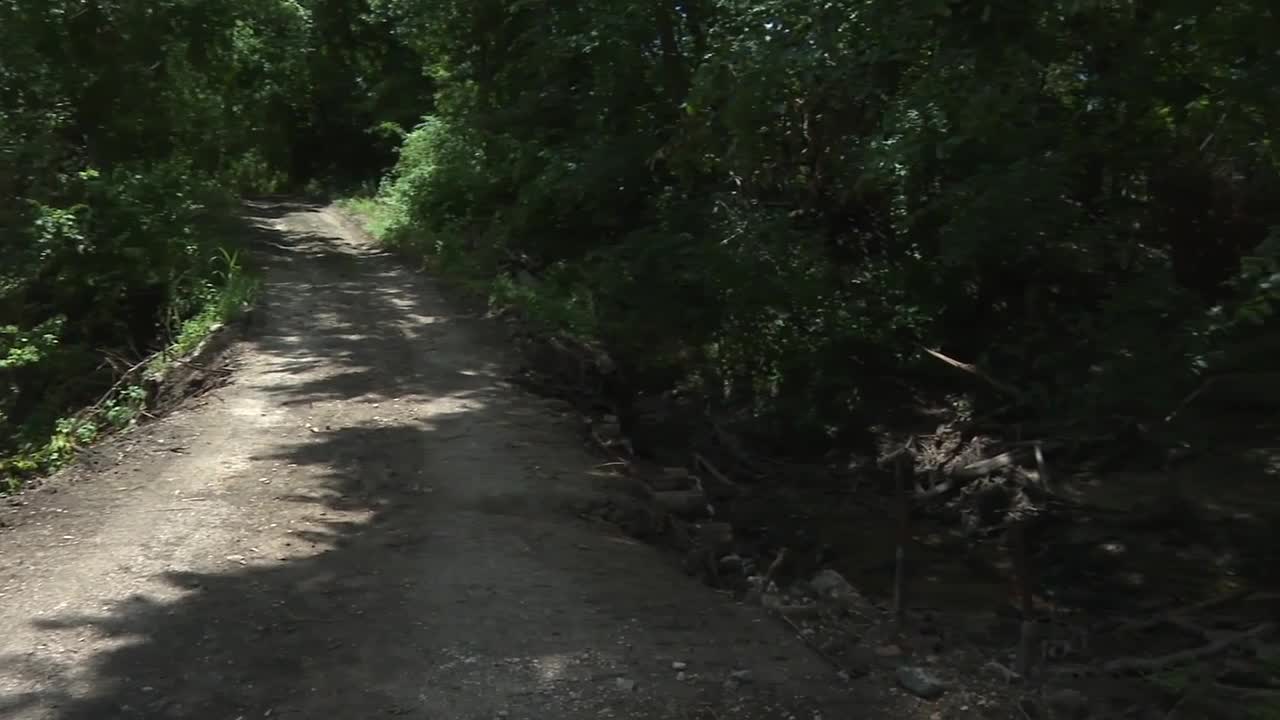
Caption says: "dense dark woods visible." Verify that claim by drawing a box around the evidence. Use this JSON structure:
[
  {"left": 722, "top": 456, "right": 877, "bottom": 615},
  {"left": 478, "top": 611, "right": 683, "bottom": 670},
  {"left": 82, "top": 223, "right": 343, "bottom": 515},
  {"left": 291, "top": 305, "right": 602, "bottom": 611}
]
[
  {"left": 359, "top": 0, "right": 1280, "bottom": 450},
  {"left": 4, "top": 0, "right": 1278, "bottom": 468}
]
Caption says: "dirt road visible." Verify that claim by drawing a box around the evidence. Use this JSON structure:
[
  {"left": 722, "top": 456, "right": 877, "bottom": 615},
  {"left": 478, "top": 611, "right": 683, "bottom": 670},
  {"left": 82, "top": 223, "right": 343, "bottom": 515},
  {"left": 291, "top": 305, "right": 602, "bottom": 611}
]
[{"left": 0, "top": 202, "right": 888, "bottom": 719}]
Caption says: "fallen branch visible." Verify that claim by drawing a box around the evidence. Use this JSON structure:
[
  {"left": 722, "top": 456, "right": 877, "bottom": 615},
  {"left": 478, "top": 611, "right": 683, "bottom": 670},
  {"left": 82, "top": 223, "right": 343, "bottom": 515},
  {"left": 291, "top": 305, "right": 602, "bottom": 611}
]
[
  {"left": 158, "top": 356, "right": 234, "bottom": 375},
  {"left": 1116, "top": 589, "right": 1254, "bottom": 634},
  {"left": 1103, "top": 623, "right": 1274, "bottom": 675},
  {"left": 921, "top": 346, "right": 1024, "bottom": 399},
  {"left": 1164, "top": 371, "right": 1280, "bottom": 423},
  {"left": 982, "top": 660, "right": 1021, "bottom": 683},
  {"left": 590, "top": 428, "right": 632, "bottom": 462},
  {"left": 710, "top": 421, "right": 766, "bottom": 475},
  {"left": 911, "top": 446, "right": 1023, "bottom": 499},
  {"left": 762, "top": 547, "right": 788, "bottom": 589},
  {"left": 952, "top": 449, "right": 1023, "bottom": 479},
  {"left": 1162, "top": 692, "right": 1191, "bottom": 720},
  {"left": 1164, "top": 378, "right": 1218, "bottom": 424},
  {"left": 651, "top": 489, "right": 710, "bottom": 518},
  {"left": 1210, "top": 683, "right": 1280, "bottom": 700},
  {"left": 877, "top": 435, "right": 916, "bottom": 468},
  {"left": 913, "top": 471, "right": 961, "bottom": 500},
  {"left": 1032, "top": 442, "right": 1051, "bottom": 491},
  {"left": 72, "top": 350, "right": 163, "bottom": 425},
  {"left": 592, "top": 461, "right": 631, "bottom": 471},
  {"left": 773, "top": 609, "right": 854, "bottom": 677},
  {"left": 693, "top": 452, "right": 739, "bottom": 492}
]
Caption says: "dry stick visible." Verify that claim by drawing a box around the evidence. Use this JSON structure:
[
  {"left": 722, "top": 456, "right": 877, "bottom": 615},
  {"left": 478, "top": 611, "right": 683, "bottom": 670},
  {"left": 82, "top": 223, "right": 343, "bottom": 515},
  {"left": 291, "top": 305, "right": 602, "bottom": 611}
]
[
  {"left": 1166, "top": 617, "right": 1221, "bottom": 644},
  {"left": 1162, "top": 692, "right": 1191, "bottom": 720},
  {"left": 592, "top": 461, "right": 630, "bottom": 471},
  {"left": 693, "top": 452, "right": 739, "bottom": 492},
  {"left": 953, "top": 449, "right": 1025, "bottom": 479},
  {"left": 590, "top": 428, "right": 631, "bottom": 463},
  {"left": 1164, "top": 376, "right": 1219, "bottom": 423},
  {"left": 912, "top": 446, "right": 1025, "bottom": 499},
  {"left": 1210, "top": 684, "right": 1280, "bottom": 701},
  {"left": 914, "top": 473, "right": 960, "bottom": 499},
  {"left": 1162, "top": 371, "right": 1280, "bottom": 423},
  {"left": 73, "top": 350, "right": 163, "bottom": 424},
  {"left": 1033, "top": 441, "right": 1051, "bottom": 491},
  {"left": 762, "top": 547, "right": 789, "bottom": 590},
  {"left": 1117, "top": 588, "right": 1254, "bottom": 634},
  {"left": 710, "top": 421, "right": 765, "bottom": 474},
  {"left": 877, "top": 436, "right": 915, "bottom": 468},
  {"left": 774, "top": 610, "right": 852, "bottom": 676},
  {"left": 161, "top": 356, "right": 234, "bottom": 374},
  {"left": 102, "top": 348, "right": 137, "bottom": 375},
  {"left": 1103, "top": 623, "right": 1274, "bottom": 675},
  {"left": 921, "top": 346, "right": 1025, "bottom": 399},
  {"left": 920, "top": 439, "right": 1063, "bottom": 499}
]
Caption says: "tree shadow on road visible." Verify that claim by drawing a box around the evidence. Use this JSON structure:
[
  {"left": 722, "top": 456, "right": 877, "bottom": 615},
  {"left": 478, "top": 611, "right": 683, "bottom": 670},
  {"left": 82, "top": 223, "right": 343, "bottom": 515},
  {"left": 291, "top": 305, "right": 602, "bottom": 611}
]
[{"left": 0, "top": 201, "right": 865, "bottom": 720}]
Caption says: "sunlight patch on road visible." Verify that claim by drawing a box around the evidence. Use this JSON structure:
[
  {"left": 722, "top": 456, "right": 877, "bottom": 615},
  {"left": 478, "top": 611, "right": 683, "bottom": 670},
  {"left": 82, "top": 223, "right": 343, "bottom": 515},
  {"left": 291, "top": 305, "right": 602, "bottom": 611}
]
[{"left": 225, "top": 396, "right": 289, "bottom": 427}]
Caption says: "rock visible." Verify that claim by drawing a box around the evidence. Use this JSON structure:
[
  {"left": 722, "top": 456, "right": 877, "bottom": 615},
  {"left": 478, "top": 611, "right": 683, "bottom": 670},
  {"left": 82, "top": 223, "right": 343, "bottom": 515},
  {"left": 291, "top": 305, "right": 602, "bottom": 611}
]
[
  {"left": 896, "top": 666, "right": 947, "bottom": 700},
  {"left": 959, "top": 613, "right": 1009, "bottom": 646},
  {"left": 594, "top": 418, "right": 623, "bottom": 440},
  {"left": 610, "top": 502, "right": 663, "bottom": 539},
  {"left": 651, "top": 490, "right": 710, "bottom": 518},
  {"left": 875, "top": 644, "right": 903, "bottom": 658},
  {"left": 676, "top": 671, "right": 688, "bottom": 681},
  {"left": 698, "top": 465, "right": 741, "bottom": 501},
  {"left": 614, "top": 677, "right": 637, "bottom": 692},
  {"left": 718, "top": 554, "right": 744, "bottom": 572},
  {"left": 1219, "top": 659, "right": 1273, "bottom": 689},
  {"left": 779, "top": 601, "right": 825, "bottom": 619},
  {"left": 809, "top": 569, "right": 869, "bottom": 611},
  {"left": 1044, "top": 689, "right": 1088, "bottom": 720},
  {"left": 729, "top": 669, "right": 753, "bottom": 684},
  {"left": 649, "top": 467, "right": 695, "bottom": 492},
  {"left": 981, "top": 660, "right": 1021, "bottom": 683},
  {"left": 622, "top": 394, "right": 699, "bottom": 465},
  {"left": 671, "top": 661, "right": 688, "bottom": 670},
  {"left": 844, "top": 646, "right": 876, "bottom": 677}
]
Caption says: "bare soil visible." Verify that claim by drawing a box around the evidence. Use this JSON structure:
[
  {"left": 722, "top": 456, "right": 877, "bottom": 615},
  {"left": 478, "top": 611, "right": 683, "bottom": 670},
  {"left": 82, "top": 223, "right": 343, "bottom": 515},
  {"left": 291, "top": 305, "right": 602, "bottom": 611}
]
[{"left": 0, "top": 201, "right": 944, "bottom": 719}]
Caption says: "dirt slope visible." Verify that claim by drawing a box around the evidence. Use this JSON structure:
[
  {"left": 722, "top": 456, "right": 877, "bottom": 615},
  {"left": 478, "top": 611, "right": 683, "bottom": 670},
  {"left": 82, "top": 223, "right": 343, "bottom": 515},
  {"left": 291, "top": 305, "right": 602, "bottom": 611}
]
[{"left": 0, "top": 201, "right": 921, "bottom": 719}]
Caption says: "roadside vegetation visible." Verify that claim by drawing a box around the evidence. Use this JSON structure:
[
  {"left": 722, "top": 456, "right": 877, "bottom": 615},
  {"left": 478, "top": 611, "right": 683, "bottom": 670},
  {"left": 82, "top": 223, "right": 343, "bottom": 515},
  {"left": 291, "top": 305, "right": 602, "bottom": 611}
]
[{"left": 1, "top": 0, "right": 427, "bottom": 486}]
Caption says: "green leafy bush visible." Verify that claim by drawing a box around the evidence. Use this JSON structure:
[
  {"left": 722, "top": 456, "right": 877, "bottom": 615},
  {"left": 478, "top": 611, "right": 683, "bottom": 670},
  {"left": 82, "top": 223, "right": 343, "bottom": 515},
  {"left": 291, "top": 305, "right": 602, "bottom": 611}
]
[{"left": 353, "top": 0, "right": 1280, "bottom": 454}]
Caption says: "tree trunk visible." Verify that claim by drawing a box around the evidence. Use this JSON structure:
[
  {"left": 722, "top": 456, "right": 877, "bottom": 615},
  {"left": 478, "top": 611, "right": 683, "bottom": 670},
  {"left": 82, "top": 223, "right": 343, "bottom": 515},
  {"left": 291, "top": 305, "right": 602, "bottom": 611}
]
[
  {"left": 653, "top": 0, "right": 687, "bottom": 107},
  {"left": 891, "top": 452, "right": 911, "bottom": 631}
]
